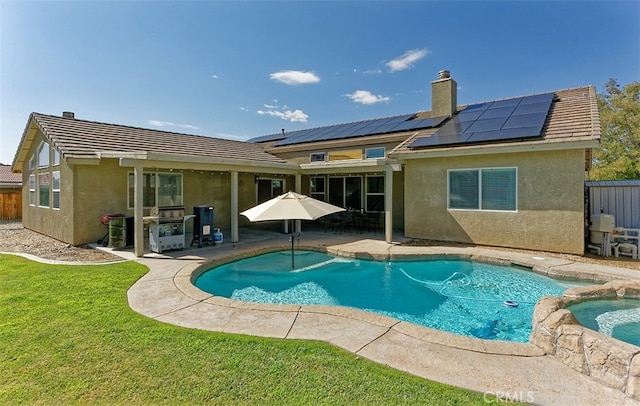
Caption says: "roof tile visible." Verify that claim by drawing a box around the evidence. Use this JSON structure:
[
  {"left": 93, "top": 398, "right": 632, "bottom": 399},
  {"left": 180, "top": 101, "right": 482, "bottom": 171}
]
[{"left": 30, "top": 114, "right": 286, "bottom": 164}]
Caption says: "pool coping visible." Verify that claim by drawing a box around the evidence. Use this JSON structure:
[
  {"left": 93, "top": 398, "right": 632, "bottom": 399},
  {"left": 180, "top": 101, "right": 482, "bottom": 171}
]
[
  {"left": 126, "top": 237, "right": 640, "bottom": 405},
  {"left": 172, "top": 240, "right": 639, "bottom": 357}
]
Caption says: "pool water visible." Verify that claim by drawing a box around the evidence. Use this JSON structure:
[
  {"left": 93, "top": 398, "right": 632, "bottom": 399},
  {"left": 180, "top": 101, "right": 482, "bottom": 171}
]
[
  {"left": 195, "top": 250, "right": 584, "bottom": 342},
  {"left": 568, "top": 299, "right": 640, "bottom": 347}
]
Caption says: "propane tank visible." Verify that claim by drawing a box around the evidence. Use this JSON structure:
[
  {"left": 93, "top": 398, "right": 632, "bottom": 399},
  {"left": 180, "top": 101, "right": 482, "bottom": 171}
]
[{"left": 213, "top": 228, "right": 223, "bottom": 245}]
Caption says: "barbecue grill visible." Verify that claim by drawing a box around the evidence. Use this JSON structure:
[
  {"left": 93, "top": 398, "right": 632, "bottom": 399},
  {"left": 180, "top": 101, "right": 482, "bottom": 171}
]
[
  {"left": 97, "top": 213, "right": 124, "bottom": 247},
  {"left": 146, "top": 206, "right": 193, "bottom": 253}
]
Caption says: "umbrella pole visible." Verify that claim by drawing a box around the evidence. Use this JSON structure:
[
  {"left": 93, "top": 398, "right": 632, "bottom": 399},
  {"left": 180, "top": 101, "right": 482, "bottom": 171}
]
[{"left": 290, "top": 234, "right": 295, "bottom": 269}]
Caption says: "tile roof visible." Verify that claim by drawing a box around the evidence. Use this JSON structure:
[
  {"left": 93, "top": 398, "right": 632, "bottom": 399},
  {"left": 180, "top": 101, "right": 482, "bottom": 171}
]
[
  {"left": 28, "top": 113, "right": 286, "bottom": 164},
  {"left": 391, "top": 86, "right": 600, "bottom": 155},
  {"left": 0, "top": 164, "right": 22, "bottom": 184}
]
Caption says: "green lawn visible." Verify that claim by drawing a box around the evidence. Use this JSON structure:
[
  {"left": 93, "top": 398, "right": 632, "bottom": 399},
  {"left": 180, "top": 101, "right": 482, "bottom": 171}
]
[{"left": 0, "top": 253, "right": 497, "bottom": 405}]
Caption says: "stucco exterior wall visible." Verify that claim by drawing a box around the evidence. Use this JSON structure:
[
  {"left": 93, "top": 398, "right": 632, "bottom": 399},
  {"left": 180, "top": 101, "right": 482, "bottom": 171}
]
[
  {"left": 403, "top": 149, "right": 586, "bottom": 254},
  {"left": 21, "top": 132, "right": 76, "bottom": 244}
]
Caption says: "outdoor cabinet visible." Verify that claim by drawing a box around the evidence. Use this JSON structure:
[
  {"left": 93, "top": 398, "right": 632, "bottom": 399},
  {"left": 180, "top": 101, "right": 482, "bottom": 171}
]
[{"left": 191, "top": 205, "right": 214, "bottom": 248}]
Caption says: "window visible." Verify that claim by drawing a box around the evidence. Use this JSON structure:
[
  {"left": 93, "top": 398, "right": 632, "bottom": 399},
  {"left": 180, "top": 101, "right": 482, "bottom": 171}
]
[
  {"left": 128, "top": 172, "right": 183, "bottom": 208},
  {"left": 38, "top": 173, "right": 50, "bottom": 207},
  {"left": 328, "top": 176, "right": 362, "bottom": 210},
  {"left": 29, "top": 175, "right": 35, "bottom": 206},
  {"left": 157, "top": 173, "right": 183, "bottom": 206},
  {"left": 365, "top": 147, "right": 385, "bottom": 159},
  {"left": 448, "top": 168, "right": 517, "bottom": 211},
  {"left": 29, "top": 155, "right": 36, "bottom": 171},
  {"left": 257, "top": 178, "right": 284, "bottom": 203},
  {"left": 366, "top": 175, "right": 384, "bottom": 212},
  {"left": 310, "top": 152, "right": 326, "bottom": 162},
  {"left": 52, "top": 171, "right": 61, "bottom": 209},
  {"left": 310, "top": 176, "right": 325, "bottom": 201},
  {"left": 52, "top": 149, "right": 60, "bottom": 166},
  {"left": 38, "top": 143, "right": 49, "bottom": 168}
]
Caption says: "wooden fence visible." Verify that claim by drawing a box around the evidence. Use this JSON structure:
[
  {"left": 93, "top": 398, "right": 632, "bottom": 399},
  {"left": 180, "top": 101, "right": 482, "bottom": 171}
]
[{"left": 0, "top": 191, "right": 22, "bottom": 220}]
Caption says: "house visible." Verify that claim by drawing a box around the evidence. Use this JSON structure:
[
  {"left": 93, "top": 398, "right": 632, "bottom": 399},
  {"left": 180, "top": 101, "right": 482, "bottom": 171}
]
[
  {"left": 11, "top": 71, "right": 600, "bottom": 256},
  {"left": 0, "top": 163, "right": 23, "bottom": 220}
]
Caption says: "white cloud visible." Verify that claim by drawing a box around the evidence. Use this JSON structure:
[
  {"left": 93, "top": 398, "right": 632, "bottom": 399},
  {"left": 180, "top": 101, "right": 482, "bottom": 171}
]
[
  {"left": 363, "top": 68, "right": 383, "bottom": 75},
  {"left": 147, "top": 120, "right": 200, "bottom": 130},
  {"left": 386, "top": 48, "right": 430, "bottom": 72},
  {"left": 257, "top": 108, "right": 309, "bottom": 123},
  {"left": 211, "top": 74, "right": 220, "bottom": 79},
  {"left": 345, "top": 90, "right": 390, "bottom": 105},
  {"left": 239, "top": 106, "right": 249, "bottom": 112},
  {"left": 269, "top": 70, "right": 320, "bottom": 85}
]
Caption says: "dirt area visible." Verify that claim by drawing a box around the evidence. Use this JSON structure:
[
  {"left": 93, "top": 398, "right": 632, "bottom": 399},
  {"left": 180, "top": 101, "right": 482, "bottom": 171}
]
[
  {"left": 0, "top": 221, "right": 121, "bottom": 262},
  {"left": 1, "top": 220, "right": 639, "bottom": 269}
]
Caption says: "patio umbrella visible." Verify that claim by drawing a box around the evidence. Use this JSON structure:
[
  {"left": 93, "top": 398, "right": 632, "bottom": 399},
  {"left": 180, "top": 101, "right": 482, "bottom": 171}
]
[{"left": 240, "top": 191, "right": 345, "bottom": 268}]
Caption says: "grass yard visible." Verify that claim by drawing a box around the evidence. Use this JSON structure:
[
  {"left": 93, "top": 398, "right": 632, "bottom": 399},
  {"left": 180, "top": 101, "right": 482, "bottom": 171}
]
[{"left": 0, "top": 254, "right": 500, "bottom": 405}]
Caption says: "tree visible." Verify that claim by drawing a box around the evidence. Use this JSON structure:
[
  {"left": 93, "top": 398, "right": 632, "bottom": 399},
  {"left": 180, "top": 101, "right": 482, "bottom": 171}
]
[{"left": 588, "top": 79, "right": 640, "bottom": 180}]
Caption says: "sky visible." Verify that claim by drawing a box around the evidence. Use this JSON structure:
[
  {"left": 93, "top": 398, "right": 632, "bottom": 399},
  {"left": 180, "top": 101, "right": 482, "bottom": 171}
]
[{"left": 1, "top": 1, "right": 639, "bottom": 165}]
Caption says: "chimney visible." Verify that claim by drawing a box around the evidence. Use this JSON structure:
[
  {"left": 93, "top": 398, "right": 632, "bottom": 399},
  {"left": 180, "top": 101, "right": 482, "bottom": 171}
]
[
  {"left": 431, "top": 70, "right": 457, "bottom": 118},
  {"left": 62, "top": 111, "right": 75, "bottom": 119}
]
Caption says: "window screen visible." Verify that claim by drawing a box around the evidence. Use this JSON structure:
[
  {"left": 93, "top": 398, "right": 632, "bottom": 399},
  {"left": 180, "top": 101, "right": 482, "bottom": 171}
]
[{"left": 448, "top": 168, "right": 516, "bottom": 211}]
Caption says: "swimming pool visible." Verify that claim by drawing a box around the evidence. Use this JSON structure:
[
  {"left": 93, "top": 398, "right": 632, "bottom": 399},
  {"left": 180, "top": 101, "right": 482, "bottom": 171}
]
[{"left": 194, "top": 250, "right": 584, "bottom": 342}]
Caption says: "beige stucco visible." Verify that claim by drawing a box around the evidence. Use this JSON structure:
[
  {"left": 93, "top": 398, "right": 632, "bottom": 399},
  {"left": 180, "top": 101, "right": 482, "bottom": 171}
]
[{"left": 403, "top": 149, "right": 586, "bottom": 254}]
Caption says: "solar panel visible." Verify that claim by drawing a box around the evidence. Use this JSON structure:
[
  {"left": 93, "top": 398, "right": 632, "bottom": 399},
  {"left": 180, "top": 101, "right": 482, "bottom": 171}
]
[
  {"left": 502, "top": 113, "right": 547, "bottom": 129},
  {"left": 478, "top": 106, "right": 516, "bottom": 120},
  {"left": 263, "top": 91, "right": 554, "bottom": 148},
  {"left": 461, "top": 102, "right": 491, "bottom": 112},
  {"left": 465, "top": 117, "right": 509, "bottom": 133},
  {"left": 487, "top": 97, "right": 522, "bottom": 109},
  {"left": 456, "top": 109, "right": 485, "bottom": 122},
  {"left": 466, "top": 127, "right": 542, "bottom": 143},
  {"left": 408, "top": 91, "right": 554, "bottom": 150},
  {"left": 272, "top": 113, "right": 431, "bottom": 146},
  {"left": 409, "top": 133, "right": 470, "bottom": 148},
  {"left": 375, "top": 114, "right": 415, "bottom": 133},
  {"left": 511, "top": 101, "right": 551, "bottom": 116},
  {"left": 519, "top": 92, "right": 554, "bottom": 105},
  {"left": 249, "top": 132, "right": 287, "bottom": 143},
  {"left": 434, "top": 120, "right": 474, "bottom": 136}
]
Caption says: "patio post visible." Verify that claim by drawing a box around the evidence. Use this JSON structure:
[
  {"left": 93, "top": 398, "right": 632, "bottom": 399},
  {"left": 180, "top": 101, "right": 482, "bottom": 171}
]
[
  {"left": 231, "top": 171, "right": 239, "bottom": 243},
  {"left": 133, "top": 163, "right": 144, "bottom": 257},
  {"left": 384, "top": 165, "right": 393, "bottom": 243}
]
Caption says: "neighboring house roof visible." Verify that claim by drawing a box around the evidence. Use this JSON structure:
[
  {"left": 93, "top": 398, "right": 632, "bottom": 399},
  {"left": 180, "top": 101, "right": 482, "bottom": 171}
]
[
  {"left": 0, "top": 164, "right": 22, "bottom": 186},
  {"left": 13, "top": 113, "right": 286, "bottom": 171}
]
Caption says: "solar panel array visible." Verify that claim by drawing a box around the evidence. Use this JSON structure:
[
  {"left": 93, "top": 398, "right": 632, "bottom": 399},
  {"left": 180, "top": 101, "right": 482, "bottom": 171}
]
[
  {"left": 407, "top": 92, "right": 554, "bottom": 149},
  {"left": 249, "top": 113, "right": 448, "bottom": 146}
]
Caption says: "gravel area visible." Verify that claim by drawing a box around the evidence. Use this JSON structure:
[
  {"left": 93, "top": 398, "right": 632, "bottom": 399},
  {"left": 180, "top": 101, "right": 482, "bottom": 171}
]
[
  {"left": 0, "top": 221, "right": 122, "bottom": 262},
  {"left": 1, "top": 220, "right": 639, "bottom": 269}
]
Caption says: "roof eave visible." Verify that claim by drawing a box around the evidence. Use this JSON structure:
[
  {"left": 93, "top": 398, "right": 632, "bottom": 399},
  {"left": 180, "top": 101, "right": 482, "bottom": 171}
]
[
  {"left": 112, "top": 151, "right": 298, "bottom": 174},
  {"left": 299, "top": 158, "right": 402, "bottom": 175},
  {"left": 390, "top": 138, "right": 600, "bottom": 160}
]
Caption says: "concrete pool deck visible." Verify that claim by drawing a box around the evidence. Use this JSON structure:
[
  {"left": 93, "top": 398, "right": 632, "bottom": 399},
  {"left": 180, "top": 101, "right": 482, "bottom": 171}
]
[{"left": 119, "top": 229, "right": 640, "bottom": 405}]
